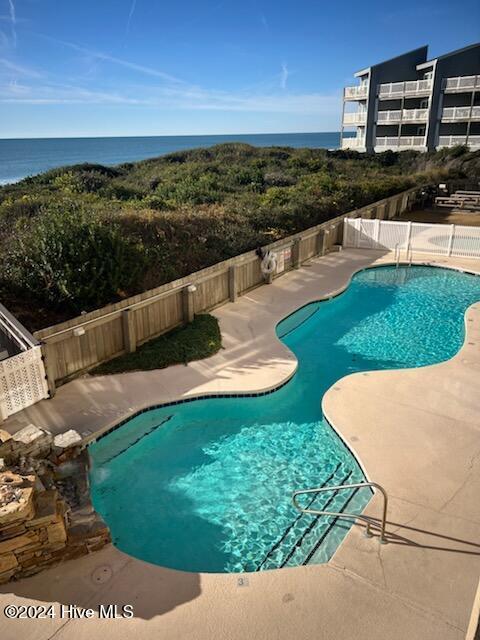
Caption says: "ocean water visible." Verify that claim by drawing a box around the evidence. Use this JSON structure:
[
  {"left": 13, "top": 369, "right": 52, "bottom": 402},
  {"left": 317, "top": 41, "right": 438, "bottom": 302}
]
[
  {"left": 89, "top": 266, "right": 480, "bottom": 573},
  {"left": 0, "top": 131, "right": 346, "bottom": 185}
]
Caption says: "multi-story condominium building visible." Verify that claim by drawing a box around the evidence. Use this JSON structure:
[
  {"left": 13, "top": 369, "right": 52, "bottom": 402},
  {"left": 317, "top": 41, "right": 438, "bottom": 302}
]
[{"left": 341, "top": 42, "right": 480, "bottom": 152}]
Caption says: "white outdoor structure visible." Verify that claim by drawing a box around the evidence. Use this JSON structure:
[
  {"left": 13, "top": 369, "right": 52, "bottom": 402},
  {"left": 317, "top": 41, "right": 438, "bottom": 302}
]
[
  {"left": 0, "top": 303, "right": 49, "bottom": 420},
  {"left": 343, "top": 218, "right": 480, "bottom": 259},
  {"left": 0, "top": 346, "right": 49, "bottom": 420}
]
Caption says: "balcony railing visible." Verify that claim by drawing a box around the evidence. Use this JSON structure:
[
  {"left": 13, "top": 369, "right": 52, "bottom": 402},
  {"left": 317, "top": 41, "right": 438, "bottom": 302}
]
[
  {"left": 377, "top": 110, "right": 402, "bottom": 123},
  {"left": 341, "top": 137, "right": 366, "bottom": 149},
  {"left": 377, "top": 108, "right": 428, "bottom": 124},
  {"left": 402, "top": 108, "right": 429, "bottom": 122},
  {"left": 378, "top": 79, "right": 432, "bottom": 98},
  {"left": 443, "top": 75, "right": 480, "bottom": 93},
  {"left": 375, "top": 136, "right": 425, "bottom": 150},
  {"left": 343, "top": 112, "right": 367, "bottom": 125},
  {"left": 442, "top": 106, "right": 480, "bottom": 121},
  {"left": 438, "top": 135, "right": 480, "bottom": 149},
  {"left": 344, "top": 85, "right": 368, "bottom": 100}
]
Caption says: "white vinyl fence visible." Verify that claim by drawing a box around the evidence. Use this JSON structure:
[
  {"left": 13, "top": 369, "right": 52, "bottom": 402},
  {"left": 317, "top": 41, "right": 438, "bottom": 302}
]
[
  {"left": 343, "top": 218, "right": 480, "bottom": 259},
  {"left": 0, "top": 346, "right": 49, "bottom": 420}
]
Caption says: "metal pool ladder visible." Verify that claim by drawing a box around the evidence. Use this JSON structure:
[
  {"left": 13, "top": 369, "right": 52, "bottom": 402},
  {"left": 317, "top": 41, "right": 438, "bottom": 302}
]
[
  {"left": 394, "top": 243, "right": 413, "bottom": 269},
  {"left": 394, "top": 243, "right": 401, "bottom": 269},
  {"left": 292, "top": 482, "right": 389, "bottom": 544}
]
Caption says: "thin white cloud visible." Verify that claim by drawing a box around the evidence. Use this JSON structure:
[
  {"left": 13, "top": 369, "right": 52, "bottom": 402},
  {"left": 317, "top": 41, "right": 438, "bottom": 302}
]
[
  {"left": 39, "top": 34, "right": 186, "bottom": 85},
  {"left": 260, "top": 13, "right": 269, "bottom": 33},
  {"left": 0, "top": 30, "right": 8, "bottom": 49},
  {"left": 7, "top": 31, "right": 340, "bottom": 118},
  {"left": 126, "top": 0, "right": 137, "bottom": 35},
  {"left": 7, "top": 0, "right": 16, "bottom": 47},
  {"left": 280, "top": 63, "right": 289, "bottom": 90},
  {"left": 0, "top": 81, "right": 149, "bottom": 104},
  {"left": 0, "top": 76, "right": 340, "bottom": 115},
  {"left": 0, "top": 57, "right": 42, "bottom": 77}
]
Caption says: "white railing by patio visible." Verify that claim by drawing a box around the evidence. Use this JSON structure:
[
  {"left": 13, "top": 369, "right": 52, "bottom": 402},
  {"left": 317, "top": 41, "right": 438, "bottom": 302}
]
[
  {"left": 344, "top": 85, "right": 368, "bottom": 100},
  {"left": 438, "top": 135, "right": 480, "bottom": 149},
  {"left": 378, "top": 79, "right": 432, "bottom": 98},
  {"left": 343, "top": 218, "right": 480, "bottom": 259},
  {"left": 375, "top": 136, "right": 425, "bottom": 150},
  {"left": 402, "top": 108, "right": 428, "bottom": 122},
  {"left": 341, "top": 137, "right": 366, "bottom": 149},
  {"left": 343, "top": 112, "right": 367, "bottom": 125},
  {"left": 443, "top": 75, "right": 480, "bottom": 92},
  {"left": 442, "top": 106, "right": 480, "bottom": 121}
]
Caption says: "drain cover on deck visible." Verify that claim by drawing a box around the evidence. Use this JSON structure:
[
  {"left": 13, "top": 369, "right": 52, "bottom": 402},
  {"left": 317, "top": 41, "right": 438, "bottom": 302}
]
[{"left": 91, "top": 565, "right": 113, "bottom": 585}]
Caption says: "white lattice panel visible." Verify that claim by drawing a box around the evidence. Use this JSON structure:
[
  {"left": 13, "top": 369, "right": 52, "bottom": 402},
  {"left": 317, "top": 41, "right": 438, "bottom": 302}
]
[{"left": 0, "top": 346, "right": 49, "bottom": 418}]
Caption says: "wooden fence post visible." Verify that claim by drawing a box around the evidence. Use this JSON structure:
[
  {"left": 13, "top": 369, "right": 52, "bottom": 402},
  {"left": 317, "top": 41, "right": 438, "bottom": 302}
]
[
  {"left": 183, "top": 285, "right": 195, "bottom": 323},
  {"left": 316, "top": 230, "right": 325, "bottom": 256},
  {"left": 292, "top": 239, "right": 301, "bottom": 269},
  {"left": 40, "top": 343, "right": 56, "bottom": 398},
  {"left": 228, "top": 265, "right": 238, "bottom": 302},
  {"left": 122, "top": 308, "right": 137, "bottom": 353},
  {"left": 323, "top": 230, "right": 330, "bottom": 255}
]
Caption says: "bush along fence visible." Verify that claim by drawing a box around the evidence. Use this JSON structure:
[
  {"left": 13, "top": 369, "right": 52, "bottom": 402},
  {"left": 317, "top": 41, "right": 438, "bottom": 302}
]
[{"left": 34, "top": 185, "right": 424, "bottom": 392}]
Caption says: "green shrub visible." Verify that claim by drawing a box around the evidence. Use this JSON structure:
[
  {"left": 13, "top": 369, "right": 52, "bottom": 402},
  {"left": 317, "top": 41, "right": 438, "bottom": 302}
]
[
  {"left": 1, "top": 201, "right": 146, "bottom": 311},
  {"left": 1, "top": 142, "right": 478, "bottom": 330}
]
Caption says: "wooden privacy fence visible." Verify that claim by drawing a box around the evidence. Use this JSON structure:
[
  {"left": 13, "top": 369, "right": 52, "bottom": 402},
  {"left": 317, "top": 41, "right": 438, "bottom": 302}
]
[{"left": 35, "top": 185, "right": 423, "bottom": 390}]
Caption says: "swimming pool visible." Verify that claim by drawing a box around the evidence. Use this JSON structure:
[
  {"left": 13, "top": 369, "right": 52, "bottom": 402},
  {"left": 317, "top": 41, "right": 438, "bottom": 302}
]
[{"left": 89, "top": 265, "right": 480, "bottom": 573}]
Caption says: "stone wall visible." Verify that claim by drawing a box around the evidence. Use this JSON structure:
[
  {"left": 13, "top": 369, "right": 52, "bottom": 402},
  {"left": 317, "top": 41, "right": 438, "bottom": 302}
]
[{"left": 0, "top": 425, "right": 110, "bottom": 584}]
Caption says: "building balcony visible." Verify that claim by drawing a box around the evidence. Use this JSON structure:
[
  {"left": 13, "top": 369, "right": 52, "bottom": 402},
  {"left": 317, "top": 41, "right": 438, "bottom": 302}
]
[
  {"left": 443, "top": 75, "right": 480, "bottom": 93},
  {"left": 343, "top": 112, "right": 367, "bottom": 125},
  {"left": 377, "top": 108, "right": 428, "bottom": 124},
  {"left": 344, "top": 85, "right": 368, "bottom": 100},
  {"left": 377, "top": 110, "right": 402, "bottom": 123},
  {"left": 375, "top": 136, "right": 426, "bottom": 151},
  {"left": 437, "top": 135, "right": 480, "bottom": 149},
  {"left": 441, "top": 106, "right": 480, "bottom": 122},
  {"left": 402, "top": 108, "right": 429, "bottom": 122},
  {"left": 341, "top": 136, "right": 366, "bottom": 150},
  {"left": 378, "top": 79, "right": 433, "bottom": 99}
]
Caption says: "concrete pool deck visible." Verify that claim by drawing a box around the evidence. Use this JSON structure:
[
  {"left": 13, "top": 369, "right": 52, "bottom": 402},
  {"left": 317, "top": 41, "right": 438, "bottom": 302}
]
[{"left": 1, "top": 248, "right": 480, "bottom": 640}]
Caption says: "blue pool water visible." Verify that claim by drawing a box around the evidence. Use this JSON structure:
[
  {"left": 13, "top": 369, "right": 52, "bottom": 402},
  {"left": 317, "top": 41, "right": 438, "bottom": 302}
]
[{"left": 89, "top": 266, "right": 480, "bottom": 573}]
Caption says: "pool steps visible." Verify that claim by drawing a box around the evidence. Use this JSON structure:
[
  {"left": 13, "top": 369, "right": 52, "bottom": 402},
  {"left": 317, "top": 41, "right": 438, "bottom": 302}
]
[
  {"left": 255, "top": 463, "right": 343, "bottom": 571},
  {"left": 256, "top": 466, "right": 363, "bottom": 571},
  {"left": 280, "top": 471, "right": 354, "bottom": 568}
]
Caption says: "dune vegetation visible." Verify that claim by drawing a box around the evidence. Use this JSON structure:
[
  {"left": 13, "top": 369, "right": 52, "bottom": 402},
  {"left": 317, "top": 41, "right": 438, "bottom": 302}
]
[{"left": 0, "top": 143, "right": 478, "bottom": 331}]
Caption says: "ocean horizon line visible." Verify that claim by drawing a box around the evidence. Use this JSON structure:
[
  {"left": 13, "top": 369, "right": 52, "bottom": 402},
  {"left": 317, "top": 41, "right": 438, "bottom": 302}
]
[{"left": 0, "top": 130, "right": 342, "bottom": 142}]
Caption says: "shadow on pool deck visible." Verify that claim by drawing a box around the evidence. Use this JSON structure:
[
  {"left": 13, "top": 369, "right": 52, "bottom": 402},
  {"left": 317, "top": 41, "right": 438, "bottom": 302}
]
[{"left": 0, "top": 545, "right": 202, "bottom": 621}]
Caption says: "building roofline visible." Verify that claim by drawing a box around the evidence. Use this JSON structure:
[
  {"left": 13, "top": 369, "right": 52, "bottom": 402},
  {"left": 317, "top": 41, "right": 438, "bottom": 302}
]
[
  {"left": 354, "top": 67, "right": 370, "bottom": 78},
  {"left": 353, "top": 45, "right": 429, "bottom": 75},
  {"left": 416, "top": 41, "right": 480, "bottom": 69}
]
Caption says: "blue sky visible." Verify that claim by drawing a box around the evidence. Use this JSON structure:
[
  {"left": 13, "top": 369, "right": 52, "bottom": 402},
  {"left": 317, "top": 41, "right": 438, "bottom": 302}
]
[{"left": 0, "top": 0, "right": 479, "bottom": 138}]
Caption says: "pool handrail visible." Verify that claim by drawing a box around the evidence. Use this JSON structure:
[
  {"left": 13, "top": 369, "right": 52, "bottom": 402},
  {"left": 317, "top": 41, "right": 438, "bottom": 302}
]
[
  {"left": 394, "top": 243, "right": 400, "bottom": 269},
  {"left": 292, "top": 481, "right": 389, "bottom": 544}
]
